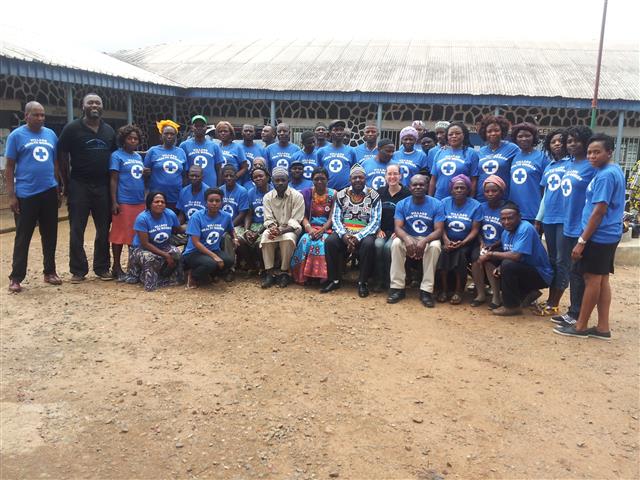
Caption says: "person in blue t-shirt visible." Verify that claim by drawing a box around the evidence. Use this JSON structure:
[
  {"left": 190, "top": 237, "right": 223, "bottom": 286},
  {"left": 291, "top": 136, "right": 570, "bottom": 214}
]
[
  {"left": 362, "top": 138, "right": 397, "bottom": 189},
  {"left": 291, "top": 131, "right": 320, "bottom": 180},
  {"left": 475, "top": 115, "right": 520, "bottom": 202},
  {"left": 318, "top": 120, "right": 357, "bottom": 190},
  {"left": 354, "top": 125, "right": 379, "bottom": 164},
  {"left": 216, "top": 121, "right": 249, "bottom": 179},
  {"left": 220, "top": 164, "right": 250, "bottom": 227},
  {"left": 420, "top": 131, "right": 437, "bottom": 159},
  {"left": 393, "top": 126, "right": 428, "bottom": 187},
  {"left": 554, "top": 134, "right": 624, "bottom": 340},
  {"left": 180, "top": 115, "right": 224, "bottom": 188},
  {"left": 289, "top": 160, "right": 314, "bottom": 191},
  {"left": 388, "top": 174, "right": 444, "bottom": 307},
  {"left": 478, "top": 201, "right": 552, "bottom": 316},
  {"left": 425, "top": 121, "right": 450, "bottom": 172},
  {"left": 436, "top": 174, "right": 482, "bottom": 305},
  {"left": 470, "top": 175, "right": 507, "bottom": 308},
  {"left": 265, "top": 123, "right": 301, "bottom": 173},
  {"left": 125, "top": 191, "right": 184, "bottom": 291},
  {"left": 177, "top": 165, "right": 210, "bottom": 225},
  {"left": 508, "top": 122, "right": 549, "bottom": 221},
  {"left": 183, "top": 187, "right": 238, "bottom": 288},
  {"left": 238, "top": 124, "right": 266, "bottom": 186},
  {"left": 314, "top": 122, "right": 330, "bottom": 150},
  {"left": 6, "top": 101, "right": 62, "bottom": 293},
  {"left": 109, "top": 124, "right": 146, "bottom": 279},
  {"left": 144, "top": 122, "right": 187, "bottom": 209},
  {"left": 429, "top": 122, "right": 479, "bottom": 200}
]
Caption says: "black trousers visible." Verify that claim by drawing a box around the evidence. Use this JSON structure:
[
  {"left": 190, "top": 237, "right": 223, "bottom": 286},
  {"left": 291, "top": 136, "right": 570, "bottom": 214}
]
[
  {"left": 67, "top": 178, "right": 111, "bottom": 276},
  {"left": 184, "top": 250, "right": 234, "bottom": 283},
  {"left": 10, "top": 187, "right": 59, "bottom": 282},
  {"left": 325, "top": 233, "right": 376, "bottom": 283},
  {"left": 500, "top": 259, "right": 548, "bottom": 308}
]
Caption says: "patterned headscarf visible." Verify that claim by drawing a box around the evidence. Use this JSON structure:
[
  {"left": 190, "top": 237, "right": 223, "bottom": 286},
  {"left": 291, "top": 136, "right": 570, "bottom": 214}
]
[
  {"left": 483, "top": 174, "right": 506, "bottom": 192},
  {"left": 350, "top": 164, "right": 366, "bottom": 177},
  {"left": 271, "top": 166, "right": 289, "bottom": 178},
  {"left": 450, "top": 174, "right": 472, "bottom": 191},
  {"left": 156, "top": 119, "right": 180, "bottom": 134},
  {"left": 412, "top": 120, "right": 425, "bottom": 129},
  {"left": 400, "top": 126, "right": 419, "bottom": 141},
  {"left": 434, "top": 121, "right": 450, "bottom": 130}
]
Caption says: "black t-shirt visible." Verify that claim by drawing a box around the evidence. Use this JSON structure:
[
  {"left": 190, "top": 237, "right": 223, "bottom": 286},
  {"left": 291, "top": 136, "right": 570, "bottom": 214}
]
[
  {"left": 59, "top": 118, "right": 116, "bottom": 183},
  {"left": 376, "top": 185, "right": 411, "bottom": 234}
]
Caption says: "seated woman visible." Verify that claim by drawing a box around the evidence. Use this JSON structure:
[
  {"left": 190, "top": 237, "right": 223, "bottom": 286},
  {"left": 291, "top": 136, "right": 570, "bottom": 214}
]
[
  {"left": 436, "top": 174, "right": 482, "bottom": 304},
  {"left": 470, "top": 175, "right": 507, "bottom": 308},
  {"left": 183, "top": 188, "right": 238, "bottom": 288},
  {"left": 125, "top": 191, "right": 183, "bottom": 291},
  {"left": 236, "top": 166, "right": 273, "bottom": 272},
  {"left": 290, "top": 167, "right": 337, "bottom": 284}
]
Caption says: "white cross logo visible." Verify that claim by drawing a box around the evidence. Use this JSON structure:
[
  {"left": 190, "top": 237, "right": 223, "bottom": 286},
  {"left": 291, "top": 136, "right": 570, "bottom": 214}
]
[
  {"left": 482, "top": 160, "right": 499, "bottom": 175},
  {"left": 412, "top": 219, "right": 428, "bottom": 234},
  {"left": 303, "top": 165, "right": 314, "bottom": 179},
  {"left": 255, "top": 206, "right": 264, "bottom": 219},
  {"left": 193, "top": 155, "right": 208, "bottom": 168},
  {"left": 482, "top": 224, "right": 497, "bottom": 240},
  {"left": 561, "top": 178, "right": 573, "bottom": 197},
  {"left": 449, "top": 220, "right": 466, "bottom": 233},
  {"left": 547, "top": 173, "right": 562, "bottom": 191},
  {"left": 441, "top": 161, "right": 456, "bottom": 176},
  {"left": 187, "top": 207, "right": 199, "bottom": 218},
  {"left": 206, "top": 230, "right": 220, "bottom": 245},
  {"left": 400, "top": 165, "right": 410, "bottom": 180},
  {"left": 371, "top": 175, "right": 386, "bottom": 189},
  {"left": 163, "top": 160, "right": 179, "bottom": 174},
  {"left": 33, "top": 146, "right": 49, "bottom": 162},
  {"left": 512, "top": 168, "right": 527, "bottom": 185},
  {"left": 130, "top": 164, "right": 144, "bottom": 179},
  {"left": 222, "top": 204, "right": 234, "bottom": 215},
  {"left": 328, "top": 159, "right": 342, "bottom": 173},
  {"left": 276, "top": 159, "right": 289, "bottom": 169},
  {"left": 153, "top": 232, "right": 169, "bottom": 244}
]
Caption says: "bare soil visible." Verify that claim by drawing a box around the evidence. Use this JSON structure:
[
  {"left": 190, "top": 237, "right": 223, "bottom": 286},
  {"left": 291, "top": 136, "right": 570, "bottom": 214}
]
[{"left": 1, "top": 221, "right": 639, "bottom": 479}]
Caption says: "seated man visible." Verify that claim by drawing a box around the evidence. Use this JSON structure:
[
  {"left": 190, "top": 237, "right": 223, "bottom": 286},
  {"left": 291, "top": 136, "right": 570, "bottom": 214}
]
[
  {"left": 479, "top": 201, "right": 553, "bottom": 316},
  {"left": 388, "top": 174, "right": 444, "bottom": 307},
  {"left": 260, "top": 166, "right": 305, "bottom": 288},
  {"left": 321, "top": 165, "right": 381, "bottom": 298}
]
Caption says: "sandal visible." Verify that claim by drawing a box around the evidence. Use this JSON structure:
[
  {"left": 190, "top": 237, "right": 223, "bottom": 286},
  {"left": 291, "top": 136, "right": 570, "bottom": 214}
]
[
  {"left": 531, "top": 302, "right": 560, "bottom": 316},
  {"left": 488, "top": 302, "right": 502, "bottom": 310},
  {"left": 450, "top": 293, "right": 463, "bottom": 305},
  {"left": 437, "top": 291, "right": 448, "bottom": 303},
  {"left": 470, "top": 298, "right": 485, "bottom": 307}
]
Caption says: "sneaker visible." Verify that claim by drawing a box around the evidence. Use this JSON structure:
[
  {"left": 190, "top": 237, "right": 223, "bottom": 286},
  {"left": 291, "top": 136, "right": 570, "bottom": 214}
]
[
  {"left": 553, "top": 325, "right": 589, "bottom": 338},
  {"left": 551, "top": 312, "right": 574, "bottom": 324},
  {"left": 70, "top": 275, "right": 86, "bottom": 284},
  {"left": 586, "top": 327, "right": 612, "bottom": 341},
  {"left": 95, "top": 271, "right": 113, "bottom": 281}
]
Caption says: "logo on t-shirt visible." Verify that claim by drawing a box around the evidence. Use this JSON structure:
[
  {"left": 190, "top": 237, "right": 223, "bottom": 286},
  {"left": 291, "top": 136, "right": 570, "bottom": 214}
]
[
  {"left": 512, "top": 168, "right": 528, "bottom": 185},
  {"left": 412, "top": 219, "right": 428, "bottom": 234},
  {"left": 547, "top": 173, "right": 562, "bottom": 191},
  {"left": 193, "top": 155, "right": 208, "bottom": 168},
  {"left": 400, "top": 165, "right": 410, "bottom": 180},
  {"left": 255, "top": 205, "right": 264, "bottom": 219},
  {"left": 276, "top": 159, "right": 289, "bottom": 169},
  {"left": 131, "top": 164, "right": 144, "bottom": 179},
  {"left": 153, "top": 232, "right": 169, "bottom": 244},
  {"left": 561, "top": 178, "right": 573, "bottom": 197},
  {"left": 441, "top": 161, "right": 456, "bottom": 176},
  {"left": 449, "top": 220, "right": 465, "bottom": 233},
  {"left": 33, "top": 146, "right": 49, "bottom": 162},
  {"left": 206, "top": 230, "right": 220, "bottom": 245},
  {"left": 303, "top": 165, "right": 314, "bottom": 179},
  {"left": 328, "top": 159, "right": 343, "bottom": 173},
  {"left": 187, "top": 207, "right": 199, "bottom": 219},
  {"left": 222, "top": 204, "right": 234, "bottom": 216},
  {"left": 371, "top": 175, "right": 386, "bottom": 190},
  {"left": 482, "top": 160, "right": 499, "bottom": 175},
  {"left": 482, "top": 223, "right": 497, "bottom": 240},
  {"left": 163, "top": 160, "right": 179, "bottom": 175}
]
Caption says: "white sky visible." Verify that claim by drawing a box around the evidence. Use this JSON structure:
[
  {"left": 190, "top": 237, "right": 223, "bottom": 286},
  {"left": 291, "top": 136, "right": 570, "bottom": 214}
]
[{"left": 2, "top": 0, "right": 638, "bottom": 52}]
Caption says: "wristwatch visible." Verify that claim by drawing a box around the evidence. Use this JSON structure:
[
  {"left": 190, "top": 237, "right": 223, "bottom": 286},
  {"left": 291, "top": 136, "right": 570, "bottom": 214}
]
[{"left": 578, "top": 236, "right": 587, "bottom": 245}]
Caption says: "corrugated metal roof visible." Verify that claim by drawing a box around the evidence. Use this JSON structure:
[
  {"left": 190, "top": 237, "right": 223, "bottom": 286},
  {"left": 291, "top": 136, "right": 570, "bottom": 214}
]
[{"left": 111, "top": 38, "right": 639, "bottom": 101}]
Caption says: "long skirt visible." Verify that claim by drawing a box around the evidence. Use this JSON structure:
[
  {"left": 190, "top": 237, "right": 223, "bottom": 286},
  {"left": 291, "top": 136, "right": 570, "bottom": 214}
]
[
  {"left": 290, "top": 232, "right": 329, "bottom": 284},
  {"left": 124, "top": 245, "right": 183, "bottom": 291}
]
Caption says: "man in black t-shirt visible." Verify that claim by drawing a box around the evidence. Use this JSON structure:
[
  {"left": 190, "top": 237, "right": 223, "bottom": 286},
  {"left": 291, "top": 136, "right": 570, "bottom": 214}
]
[{"left": 59, "top": 93, "right": 116, "bottom": 282}]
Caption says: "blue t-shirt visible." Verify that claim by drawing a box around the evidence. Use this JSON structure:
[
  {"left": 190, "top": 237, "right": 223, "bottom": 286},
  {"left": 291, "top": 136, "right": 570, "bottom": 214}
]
[
  {"left": 394, "top": 196, "right": 444, "bottom": 237},
  {"left": 247, "top": 186, "right": 273, "bottom": 224},
  {"left": 183, "top": 209, "right": 234, "bottom": 255},
  {"left": 220, "top": 183, "right": 249, "bottom": 220},
  {"left": 354, "top": 143, "right": 379, "bottom": 164},
  {"left": 441, "top": 196, "right": 482, "bottom": 241},
  {"left": 501, "top": 220, "right": 553, "bottom": 285},
  {"left": 109, "top": 148, "right": 145, "bottom": 205},
  {"left": 176, "top": 183, "right": 210, "bottom": 220},
  {"left": 179, "top": 137, "right": 224, "bottom": 187},
  {"left": 561, "top": 159, "right": 597, "bottom": 238},
  {"left": 508, "top": 150, "right": 549, "bottom": 220},
  {"left": 393, "top": 148, "right": 428, "bottom": 187},
  {"left": 430, "top": 148, "right": 479, "bottom": 200},
  {"left": 479, "top": 202, "right": 504, "bottom": 246},
  {"left": 361, "top": 158, "right": 397, "bottom": 190},
  {"left": 291, "top": 149, "right": 320, "bottom": 179},
  {"left": 582, "top": 163, "right": 626, "bottom": 244},
  {"left": 5, "top": 125, "right": 58, "bottom": 198},
  {"left": 265, "top": 142, "right": 301, "bottom": 172},
  {"left": 475, "top": 141, "right": 520, "bottom": 201},
  {"left": 132, "top": 209, "right": 179, "bottom": 248},
  {"left": 540, "top": 158, "right": 569, "bottom": 224},
  {"left": 144, "top": 145, "right": 187, "bottom": 203},
  {"left": 237, "top": 142, "right": 266, "bottom": 184},
  {"left": 289, "top": 178, "right": 314, "bottom": 192},
  {"left": 318, "top": 144, "right": 357, "bottom": 190},
  {"left": 219, "top": 142, "right": 248, "bottom": 171}
]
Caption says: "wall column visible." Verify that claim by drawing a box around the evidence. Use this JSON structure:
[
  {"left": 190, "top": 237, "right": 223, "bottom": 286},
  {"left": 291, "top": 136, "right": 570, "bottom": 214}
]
[
  {"left": 376, "top": 103, "right": 383, "bottom": 131},
  {"left": 614, "top": 110, "right": 625, "bottom": 164},
  {"left": 126, "top": 93, "right": 133, "bottom": 124},
  {"left": 270, "top": 100, "right": 276, "bottom": 126},
  {"left": 172, "top": 97, "right": 177, "bottom": 122},
  {"left": 65, "top": 84, "right": 74, "bottom": 123}
]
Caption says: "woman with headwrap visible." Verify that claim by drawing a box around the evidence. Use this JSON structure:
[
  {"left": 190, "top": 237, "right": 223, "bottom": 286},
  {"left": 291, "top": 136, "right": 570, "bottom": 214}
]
[
  {"left": 411, "top": 120, "right": 426, "bottom": 139},
  {"left": 470, "top": 175, "right": 507, "bottom": 308},
  {"left": 436, "top": 174, "right": 482, "bottom": 305},
  {"left": 143, "top": 120, "right": 187, "bottom": 212},
  {"left": 393, "top": 126, "right": 428, "bottom": 187}
]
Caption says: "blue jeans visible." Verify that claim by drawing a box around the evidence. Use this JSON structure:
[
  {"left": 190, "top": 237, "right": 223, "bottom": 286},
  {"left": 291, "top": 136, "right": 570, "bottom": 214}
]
[
  {"left": 374, "top": 234, "right": 394, "bottom": 288},
  {"left": 543, "top": 223, "right": 570, "bottom": 290},
  {"left": 563, "top": 235, "right": 584, "bottom": 318}
]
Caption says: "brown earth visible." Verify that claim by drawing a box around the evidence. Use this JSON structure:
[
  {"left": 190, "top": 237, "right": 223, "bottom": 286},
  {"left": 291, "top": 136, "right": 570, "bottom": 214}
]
[{"left": 1, "top": 220, "right": 639, "bottom": 479}]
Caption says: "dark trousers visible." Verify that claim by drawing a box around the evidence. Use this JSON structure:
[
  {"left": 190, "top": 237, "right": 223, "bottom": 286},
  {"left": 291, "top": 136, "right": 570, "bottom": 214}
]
[
  {"left": 325, "top": 233, "right": 376, "bottom": 283},
  {"left": 500, "top": 259, "right": 549, "bottom": 308},
  {"left": 67, "top": 178, "right": 111, "bottom": 276},
  {"left": 10, "top": 187, "right": 59, "bottom": 282},
  {"left": 184, "top": 250, "right": 234, "bottom": 283},
  {"left": 564, "top": 236, "right": 585, "bottom": 318}
]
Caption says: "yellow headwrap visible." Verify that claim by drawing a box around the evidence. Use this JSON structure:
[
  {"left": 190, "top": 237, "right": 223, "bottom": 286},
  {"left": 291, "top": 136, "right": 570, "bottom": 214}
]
[{"left": 156, "top": 119, "right": 180, "bottom": 134}]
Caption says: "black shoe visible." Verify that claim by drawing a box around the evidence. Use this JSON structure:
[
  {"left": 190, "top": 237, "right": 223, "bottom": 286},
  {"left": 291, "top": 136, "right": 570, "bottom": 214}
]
[
  {"left": 387, "top": 288, "right": 406, "bottom": 304},
  {"left": 357, "top": 282, "right": 369, "bottom": 298},
  {"left": 261, "top": 274, "right": 275, "bottom": 289},
  {"left": 550, "top": 313, "right": 576, "bottom": 325},
  {"left": 277, "top": 274, "right": 291, "bottom": 288},
  {"left": 586, "top": 327, "right": 611, "bottom": 341},
  {"left": 553, "top": 324, "right": 589, "bottom": 338},
  {"left": 320, "top": 281, "right": 341, "bottom": 293},
  {"left": 420, "top": 290, "right": 435, "bottom": 308},
  {"left": 96, "top": 271, "right": 113, "bottom": 281}
]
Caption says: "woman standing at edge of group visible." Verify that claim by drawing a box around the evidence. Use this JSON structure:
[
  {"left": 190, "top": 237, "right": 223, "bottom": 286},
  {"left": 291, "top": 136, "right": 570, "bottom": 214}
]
[
  {"left": 532, "top": 128, "right": 570, "bottom": 315},
  {"left": 554, "top": 134, "right": 624, "bottom": 340},
  {"left": 109, "top": 124, "right": 145, "bottom": 279},
  {"left": 475, "top": 115, "right": 520, "bottom": 202}
]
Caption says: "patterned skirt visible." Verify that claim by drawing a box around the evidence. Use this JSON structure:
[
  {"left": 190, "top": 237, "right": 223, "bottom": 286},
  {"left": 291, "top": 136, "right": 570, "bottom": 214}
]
[
  {"left": 290, "top": 233, "right": 329, "bottom": 284},
  {"left": 124, "top": 245, "right": 183, "bottom": 291}
]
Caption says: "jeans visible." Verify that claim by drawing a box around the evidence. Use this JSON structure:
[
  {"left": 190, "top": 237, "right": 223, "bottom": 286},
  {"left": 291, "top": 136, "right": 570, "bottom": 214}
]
[
  {"left": 374, "top": 234, "right": 394, "bottom": 288},
  {"left": 10, "top": 187, "right": 59, "bottom": 282},
  {"left": 563, "top": 235, "right": 584, "bottom": 318},
  {"left": 543, "top": 223, "right": 570, "bottom": 290}
]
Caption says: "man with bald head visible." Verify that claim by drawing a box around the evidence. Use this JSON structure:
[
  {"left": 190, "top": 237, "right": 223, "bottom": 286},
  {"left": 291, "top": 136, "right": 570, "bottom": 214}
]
[{"left": 5, "top": 101, "right": 62, "bottom": 293}]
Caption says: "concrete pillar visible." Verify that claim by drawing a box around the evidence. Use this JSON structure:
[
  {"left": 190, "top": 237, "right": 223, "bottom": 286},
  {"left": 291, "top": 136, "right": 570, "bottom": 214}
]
[
  {"left": 66, "top": 84, "right": 74, "bottom": 123},
  {"left": 172, "top": 97, "right": 177, "bottom": 122},
  {"left": 127, "top": 93, "right": 133, "bottom": 124},
  {"left": 615, "top": 110, "right": 625, "bottom": 163},
  {"left": 376, "top": 103, "right": 383, "bottom": 131},
  {"left": 270, "top": 100, "right": 276, "bottom": 126},
  {"left": 494, "top": 107, "right": 500, "bottom": 116}
]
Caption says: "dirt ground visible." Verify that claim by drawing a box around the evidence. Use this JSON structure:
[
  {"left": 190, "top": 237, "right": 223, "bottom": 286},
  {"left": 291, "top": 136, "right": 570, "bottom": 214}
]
[{"left": 1, "top": 220, "right": 639, "bottom": 480}]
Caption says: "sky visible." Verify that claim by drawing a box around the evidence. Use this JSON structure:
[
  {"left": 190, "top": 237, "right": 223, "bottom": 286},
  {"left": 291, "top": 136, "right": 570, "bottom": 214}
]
[{"left": 1, "top": 0, "right": 638, "bottom": 52}]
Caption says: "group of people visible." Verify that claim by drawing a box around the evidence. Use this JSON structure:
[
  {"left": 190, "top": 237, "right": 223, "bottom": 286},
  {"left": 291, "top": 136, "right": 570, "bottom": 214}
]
[{"left": 6, "top": 94, "right": 626, "bottom": 341}]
